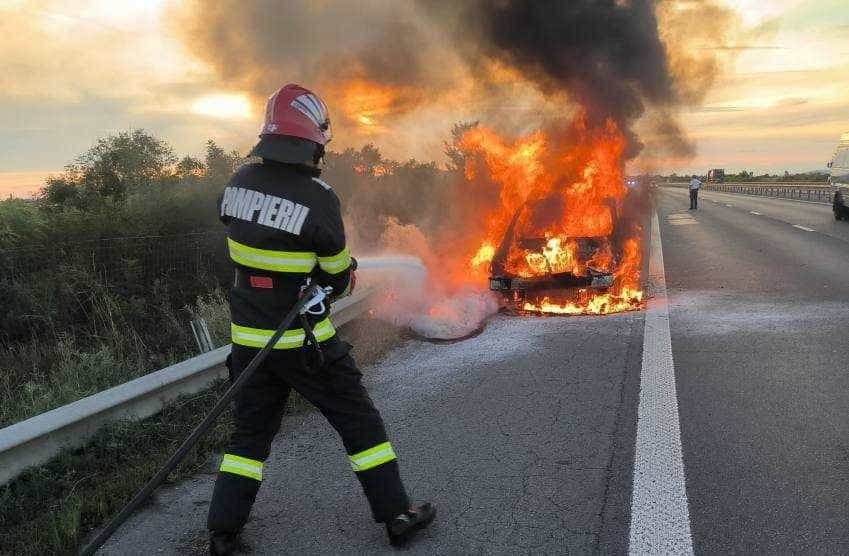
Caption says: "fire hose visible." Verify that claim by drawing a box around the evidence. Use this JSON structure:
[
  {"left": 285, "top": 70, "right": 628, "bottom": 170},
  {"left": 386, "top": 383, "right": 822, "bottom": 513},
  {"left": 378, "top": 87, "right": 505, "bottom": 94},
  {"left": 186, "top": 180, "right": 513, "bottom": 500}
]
[{"left": 78, "top": 283, "right": 328, "bottom": 556}]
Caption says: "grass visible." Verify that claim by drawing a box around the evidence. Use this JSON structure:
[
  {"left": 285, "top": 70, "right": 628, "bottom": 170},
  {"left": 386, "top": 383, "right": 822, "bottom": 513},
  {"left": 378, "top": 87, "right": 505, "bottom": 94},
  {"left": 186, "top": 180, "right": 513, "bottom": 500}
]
[
  {"left": 0, "top": 314, "right": 405, "bottom": 555},
  {"left": 0, "top": 288, "right": 230, "bottom": 429},
  {"left": 0, "top": 384, "right": 235, "bottom": 556}
]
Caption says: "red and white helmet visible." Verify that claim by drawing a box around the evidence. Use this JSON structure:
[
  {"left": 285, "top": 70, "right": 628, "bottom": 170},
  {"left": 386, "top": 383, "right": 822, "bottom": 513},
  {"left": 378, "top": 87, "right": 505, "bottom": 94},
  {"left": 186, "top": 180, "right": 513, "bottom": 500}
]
[{"left": 249, "top": 84, "right": 332, "bottom": 163}]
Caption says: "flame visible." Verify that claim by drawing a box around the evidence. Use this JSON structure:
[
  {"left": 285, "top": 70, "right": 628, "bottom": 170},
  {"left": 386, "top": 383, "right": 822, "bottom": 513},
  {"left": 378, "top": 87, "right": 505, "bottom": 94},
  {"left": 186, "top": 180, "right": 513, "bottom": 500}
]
[
  {"left": 521, "top": 236, "right": 586, "bottom": 277},
  {"left": 368, "top": 109, "right": 644, "bottom": 324},
  {"left": 524, "top": 287, "right": 643, "bottom": 316},
  {"left": 456, "top": 112, "right": 643, "bottom": 315},
  {"left": 471, "top": 243, "right": 495, "bottom": 268}
]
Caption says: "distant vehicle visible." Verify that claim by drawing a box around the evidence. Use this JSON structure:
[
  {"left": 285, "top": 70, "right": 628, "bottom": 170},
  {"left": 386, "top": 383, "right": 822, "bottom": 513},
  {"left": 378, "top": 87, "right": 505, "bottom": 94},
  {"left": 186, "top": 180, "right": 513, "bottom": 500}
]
[
  {"left": 707, "top": 169, "right": 725, "bottom": 183},
  {"left": 625, "top": 175, "right": 651, "bottom": 189},
  {"left": 830, "top": 132, "right": 849, "bottom": 220}
]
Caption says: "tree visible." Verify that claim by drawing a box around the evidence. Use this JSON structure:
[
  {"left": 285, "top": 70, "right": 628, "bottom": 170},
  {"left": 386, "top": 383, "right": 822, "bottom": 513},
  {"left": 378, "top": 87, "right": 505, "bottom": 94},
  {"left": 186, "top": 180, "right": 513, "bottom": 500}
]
[
  {"left": 204, "top": 140, "right": 243, "bottom": 182},
  {"left": 444, "top": 121, "right": 479, "bottom": 173},
  {"left": 337, "top": 143, "right": 385, "bottom": 176},
  {"left": 74, "top": 129, "right": 176, "bottom": 192},
  {"left": 40, "top": 175, "right": 81, "bottom": 207},
  {"left": 175, "top": 156, "right": 205, "bottom": 180},
  {"left": 733, "top": 170, "right": 753, "bottom": 182},
  {"left": 39, "top": 130, "right": 176, "bottom": 207}
]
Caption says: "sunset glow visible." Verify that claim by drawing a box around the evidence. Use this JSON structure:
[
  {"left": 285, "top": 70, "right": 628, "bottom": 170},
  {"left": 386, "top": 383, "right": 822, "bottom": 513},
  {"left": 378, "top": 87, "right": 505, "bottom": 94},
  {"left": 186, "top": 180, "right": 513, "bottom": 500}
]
[
  {"left": 190, "top": 94, "right": 253, "bottom": 120},
  {"left": 0, "top": 0, "right": 848, "bottom": 196}
]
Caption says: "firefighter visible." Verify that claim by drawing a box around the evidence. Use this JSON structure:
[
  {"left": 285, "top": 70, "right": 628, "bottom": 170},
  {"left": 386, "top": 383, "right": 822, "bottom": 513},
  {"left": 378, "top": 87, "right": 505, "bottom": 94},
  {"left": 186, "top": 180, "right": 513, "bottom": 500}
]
[{"left": 207, "top": 84, "right": 435, "bottom": 555}]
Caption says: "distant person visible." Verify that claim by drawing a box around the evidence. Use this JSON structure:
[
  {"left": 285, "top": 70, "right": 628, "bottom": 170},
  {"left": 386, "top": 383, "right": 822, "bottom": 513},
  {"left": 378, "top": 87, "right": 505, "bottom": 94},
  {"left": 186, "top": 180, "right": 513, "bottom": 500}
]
[
  {"left": 689, "top": 175, "right": 701, "bottom": 210},
  {"left": 207, "top": 84, "right": 435, "bottom": 555}
]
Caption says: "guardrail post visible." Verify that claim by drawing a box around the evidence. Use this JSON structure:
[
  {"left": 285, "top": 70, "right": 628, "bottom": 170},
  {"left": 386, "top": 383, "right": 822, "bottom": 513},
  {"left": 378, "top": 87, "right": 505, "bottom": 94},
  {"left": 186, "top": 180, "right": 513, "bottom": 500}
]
[{"left": 190, "top": 319, "right": 214, "bottom": 354}]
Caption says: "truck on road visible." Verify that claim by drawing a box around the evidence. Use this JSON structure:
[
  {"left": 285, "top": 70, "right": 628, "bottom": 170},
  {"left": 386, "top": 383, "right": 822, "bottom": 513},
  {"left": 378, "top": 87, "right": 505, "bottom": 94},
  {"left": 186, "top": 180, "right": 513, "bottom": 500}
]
[
  {"left": 707, "top": 168, "right": 725, "bottom": 183},
  {"left": 830, "top": 132, "right": 849, "bottom": 220}
]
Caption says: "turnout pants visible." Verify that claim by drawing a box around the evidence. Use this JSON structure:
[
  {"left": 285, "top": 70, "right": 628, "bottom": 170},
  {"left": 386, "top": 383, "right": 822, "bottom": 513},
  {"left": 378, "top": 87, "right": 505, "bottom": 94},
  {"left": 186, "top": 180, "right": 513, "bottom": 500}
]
[
  {"left": 207, "top": 338, "right": 409, "bottom": 533},
  {"left": 689, "top": 189, "right": 699, "bottom": 209}
]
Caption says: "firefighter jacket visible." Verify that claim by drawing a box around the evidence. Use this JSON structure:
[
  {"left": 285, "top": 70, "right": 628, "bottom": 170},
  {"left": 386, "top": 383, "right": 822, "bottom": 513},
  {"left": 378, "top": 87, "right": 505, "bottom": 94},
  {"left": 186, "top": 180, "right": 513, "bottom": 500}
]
[{"left": 218, "top": 160, "right": 352, "bottom": 350}]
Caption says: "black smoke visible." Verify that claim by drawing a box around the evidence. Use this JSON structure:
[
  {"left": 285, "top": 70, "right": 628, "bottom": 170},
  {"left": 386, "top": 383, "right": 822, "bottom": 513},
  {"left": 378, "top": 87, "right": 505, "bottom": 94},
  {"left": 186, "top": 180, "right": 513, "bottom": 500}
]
[
  {"left": 173, "top": 0, "right": 726, "bottom": 159},
  {"left": 427, "top": 0, "right": 679, "bottom": 156}
]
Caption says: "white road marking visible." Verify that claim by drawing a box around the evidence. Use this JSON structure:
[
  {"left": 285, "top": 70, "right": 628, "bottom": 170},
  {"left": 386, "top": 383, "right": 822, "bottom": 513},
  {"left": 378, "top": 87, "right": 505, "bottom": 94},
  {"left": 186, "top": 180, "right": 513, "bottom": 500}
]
[
  {"left": 667, "top": 213, "right": 698, "bottom": 226},
  {"left": 724, "top": 203, "right": 734, "bottom": 207},
  {"left": 749, "top": 211, "right": 762, "bottom": 215},
  {"left": 793, "top": 224, "right": 815, "bottom": 232},
  {"left": 629, "top": 213, "right": 694, "bottom": 555}
]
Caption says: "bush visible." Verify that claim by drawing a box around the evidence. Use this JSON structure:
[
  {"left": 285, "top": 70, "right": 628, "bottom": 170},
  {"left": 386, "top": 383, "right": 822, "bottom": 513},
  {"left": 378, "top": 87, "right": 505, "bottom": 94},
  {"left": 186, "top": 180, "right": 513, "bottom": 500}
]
[
  {"left": 0, "top": 287, "right": 228, "bottom": 428},
  {"left": 0, "top": 128, "right": 450, "bottom": 425},
  {"left": 0, "top": 384, "right": 235, "bottom": 556}
]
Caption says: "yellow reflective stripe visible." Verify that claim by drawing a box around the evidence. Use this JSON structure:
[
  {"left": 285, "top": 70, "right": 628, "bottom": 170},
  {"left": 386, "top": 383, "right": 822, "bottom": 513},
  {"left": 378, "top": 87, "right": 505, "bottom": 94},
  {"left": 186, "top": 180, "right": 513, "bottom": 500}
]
[
  {"left": 231, "top": 318, "right": 336, "bottom": 350},
  {"left": 228, "top": 238, "right": 316, "bottom": 273},
  {"left": 317, "top": 246, "right": 351, "bottom": 275},
  {"left": 220, "top": 453, "right": 263, "bottom": 481},
  {"left": 349, "top": 441, "right": 396, "bottom": 472}
]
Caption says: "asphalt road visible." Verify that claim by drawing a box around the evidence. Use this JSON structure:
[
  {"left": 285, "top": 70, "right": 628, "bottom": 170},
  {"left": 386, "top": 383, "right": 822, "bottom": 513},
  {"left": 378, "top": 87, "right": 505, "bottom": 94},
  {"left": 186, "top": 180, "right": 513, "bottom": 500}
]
[
  {"left": 661, "top": 187, "right": 849, "bottom": 554},
  {"left": 696, "top": 187, "right": 849, "bottom": 244},
  {"left": 100, "top": 308, "right": 645, "bottom": 555},
  {"left": 97, "top": 187, "right": 849, "bottom": 554}
]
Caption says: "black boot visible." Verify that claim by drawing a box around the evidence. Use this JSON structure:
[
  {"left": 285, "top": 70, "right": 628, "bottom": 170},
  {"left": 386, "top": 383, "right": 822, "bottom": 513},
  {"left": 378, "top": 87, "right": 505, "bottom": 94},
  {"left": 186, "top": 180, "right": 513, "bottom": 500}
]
[
  {"left": 209, "top": 530, "right": 241, "bottom": 556},
  {"left": 386, "top": 502, "right": 436, "bottom": 547}
]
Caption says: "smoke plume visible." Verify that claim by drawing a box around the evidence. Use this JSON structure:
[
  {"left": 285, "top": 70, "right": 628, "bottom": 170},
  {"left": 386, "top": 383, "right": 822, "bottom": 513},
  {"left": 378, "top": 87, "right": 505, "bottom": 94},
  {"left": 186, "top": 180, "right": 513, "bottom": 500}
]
[
  {"left": 170, "top": 0, "right": 738, "bottom": 333},
  {"left": 173, "top": 0, "right": 734, "bottom": 160},
  {"left": 432, "top": 0, "right": 673, "bottom": 155}
]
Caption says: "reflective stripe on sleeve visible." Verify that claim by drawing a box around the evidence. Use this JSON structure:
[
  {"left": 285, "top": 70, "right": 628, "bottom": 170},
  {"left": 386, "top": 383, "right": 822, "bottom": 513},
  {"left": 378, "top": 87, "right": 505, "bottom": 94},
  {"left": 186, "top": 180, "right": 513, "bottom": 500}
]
[
  {"left": 349, "top": 441, "right": 397, "bottom": 472},
  {"left": 231, "top": 318, "right": 336, "bottom": 349},
  {"left": 228, "top": 238, "right": 317, "bottom": 273},
  {"left": 317, "top": 246, "right": 352, "bottom": 275},
  {"left": 220, "top": 453, "right": 263, "bottom": 481}
]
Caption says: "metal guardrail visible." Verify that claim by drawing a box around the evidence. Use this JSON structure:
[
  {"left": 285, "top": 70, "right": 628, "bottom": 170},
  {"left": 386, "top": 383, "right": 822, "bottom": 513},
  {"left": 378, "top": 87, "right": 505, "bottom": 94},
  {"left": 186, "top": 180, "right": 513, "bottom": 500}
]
[
  {"left": 0, "top": 288, "right": 376, "bottom": 486},
  {"left": 703, "top": 182, "right": 832, "bottom": 204},
  {"left": 664, "top": 182, "right": 833, "bottom": 204}
]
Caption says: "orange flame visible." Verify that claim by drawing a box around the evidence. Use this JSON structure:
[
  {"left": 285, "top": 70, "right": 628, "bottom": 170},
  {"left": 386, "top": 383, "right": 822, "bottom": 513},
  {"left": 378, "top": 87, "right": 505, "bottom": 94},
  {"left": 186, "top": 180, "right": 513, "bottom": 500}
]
[
  {"left": 456, "top": 112, "right": 643, "bottom": 315},
  {"left": 471, "top": 243, "right": 496, "bottom": 268},
  {"left": 526, "top": 287, "right": 644, "bottom": 315}
]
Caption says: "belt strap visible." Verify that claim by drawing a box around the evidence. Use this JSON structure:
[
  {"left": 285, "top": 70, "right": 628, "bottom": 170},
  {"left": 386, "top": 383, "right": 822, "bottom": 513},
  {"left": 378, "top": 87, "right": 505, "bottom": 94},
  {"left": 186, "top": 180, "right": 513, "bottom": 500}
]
[{"left": 300, "top": 313, "right": 325, "bottom": 372}]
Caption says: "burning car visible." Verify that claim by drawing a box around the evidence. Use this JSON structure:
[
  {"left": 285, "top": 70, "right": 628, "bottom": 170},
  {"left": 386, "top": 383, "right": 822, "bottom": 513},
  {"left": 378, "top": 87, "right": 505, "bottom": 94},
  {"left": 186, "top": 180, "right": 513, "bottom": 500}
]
[
  {"left": 488, "top": 197, "right": 618, "bottom": 312},
  {"left": 459, "top": 118, "right": 644, "bottom": 316}
]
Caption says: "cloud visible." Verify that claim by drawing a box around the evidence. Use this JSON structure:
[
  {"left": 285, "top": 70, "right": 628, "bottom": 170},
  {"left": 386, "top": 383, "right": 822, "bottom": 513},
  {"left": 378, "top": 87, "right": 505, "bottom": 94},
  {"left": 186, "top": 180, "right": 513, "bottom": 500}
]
[
  {"left": 0, "top": 0, "right": 250, "bottom": 176},
  {"left": 704, "top": 45, "right": 784, "bottom": 50},
  {"left": 0, "top": 92, "right": 256, "bottom": 177},
  {"left": 0, "top": 1, "right": 198, "bottom": 101},
  {"left": 696, "top": 106, "right": 747, "bottom": 112},
  {"left": 2, "top": 0, "right": 848, "bottom": 182}
]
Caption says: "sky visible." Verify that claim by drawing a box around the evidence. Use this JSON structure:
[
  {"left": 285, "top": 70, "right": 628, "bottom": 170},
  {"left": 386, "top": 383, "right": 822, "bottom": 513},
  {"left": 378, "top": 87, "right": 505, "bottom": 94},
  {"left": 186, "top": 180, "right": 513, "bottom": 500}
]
[{"left": 1, "top": 0, "right": 848, "bottom": 197}]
